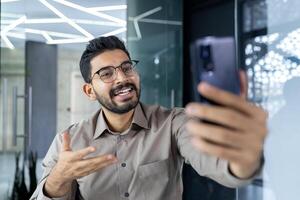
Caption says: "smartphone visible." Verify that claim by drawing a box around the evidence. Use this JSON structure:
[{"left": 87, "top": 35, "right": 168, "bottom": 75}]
[{"left": 190, "top": 37, "right": 240, "bottom": 104}]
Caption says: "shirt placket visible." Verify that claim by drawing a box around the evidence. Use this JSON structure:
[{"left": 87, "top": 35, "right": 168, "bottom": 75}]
[{"left": 115, "top": 133, "right": 132, "bottom": 199}]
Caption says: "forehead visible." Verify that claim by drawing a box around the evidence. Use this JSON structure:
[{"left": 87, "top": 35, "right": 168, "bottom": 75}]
[{"left": 90, "top": 49, "right": 129, "bottom": 72}]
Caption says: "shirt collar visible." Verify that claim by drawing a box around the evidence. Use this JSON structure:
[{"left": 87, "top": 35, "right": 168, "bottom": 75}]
[
  {"left": 93, "top": 103, "right": 149, "bottom": 140},
  {"left": 132, "top": 103, "right": 150, "bottom": 130},
  {"left": 93, "top": 109, "right": 109, "bottom": 139}
]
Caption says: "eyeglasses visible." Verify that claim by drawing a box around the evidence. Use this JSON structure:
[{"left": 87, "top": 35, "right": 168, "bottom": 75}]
[{"left": 90, "top": 60, "right": 139, "bottom": 83}]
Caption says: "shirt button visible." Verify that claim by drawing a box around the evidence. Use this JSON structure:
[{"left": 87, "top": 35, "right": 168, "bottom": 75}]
[
  {"left": 121, "top": 163, "right": 126, "bottom": 167},
  {"left": 124, "top": 192, "right": 129, "bottom": 197}
]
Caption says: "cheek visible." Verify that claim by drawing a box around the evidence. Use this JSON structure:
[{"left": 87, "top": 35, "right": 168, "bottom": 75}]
[
  {"left": 133, "top": 74, "right": 140, "bottom": 87},
  {"left": 94, "top": 82, "right": 111, "bottom": 96}
]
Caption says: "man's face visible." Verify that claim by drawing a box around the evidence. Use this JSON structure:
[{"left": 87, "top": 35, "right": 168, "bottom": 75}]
[{"left": 89, "top": 49, "right": 140, "bottom": 114}]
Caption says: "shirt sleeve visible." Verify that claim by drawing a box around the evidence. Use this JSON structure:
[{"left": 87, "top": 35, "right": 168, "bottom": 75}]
[
  {"left": 29, "top": 134, "right": 78, "bottom": 200},
  {"left": 172, "top": 108, "right": 262, "bottom": 188}
]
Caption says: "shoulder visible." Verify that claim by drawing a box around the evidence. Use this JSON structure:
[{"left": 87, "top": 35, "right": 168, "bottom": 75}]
[
  {"left": 57, "top": 109, "right": 101, "bottom": 145},
  {"left": 140, "top": 103, "right": 186, "bottom": 123}
]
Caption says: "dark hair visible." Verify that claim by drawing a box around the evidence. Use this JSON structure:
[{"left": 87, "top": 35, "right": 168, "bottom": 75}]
[{"left": 79, "top": 36, "right": 131, "bottom": 83}]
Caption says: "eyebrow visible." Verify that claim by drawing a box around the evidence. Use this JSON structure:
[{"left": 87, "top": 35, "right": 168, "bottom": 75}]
[{"left": 96, "top": 60, "right": 131, "bottom": 72}]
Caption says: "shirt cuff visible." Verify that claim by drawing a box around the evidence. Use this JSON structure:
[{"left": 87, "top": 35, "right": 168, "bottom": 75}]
[
  {"left": 222, "top": 157, "right": 264, "bottom": 188},
  {"left": 34, "top": 179, "right": 69, "bottom": 200}
]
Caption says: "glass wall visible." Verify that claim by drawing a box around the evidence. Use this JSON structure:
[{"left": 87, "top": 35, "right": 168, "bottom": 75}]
[
  {"left": 236, "top": 0, "right": 300, "bottom": 199},
  {"left": 1, "top": 2, "right": 26, "bottom": 198},
  {"left": 127, "top": 0, "right": 183, "bottom": 108}
]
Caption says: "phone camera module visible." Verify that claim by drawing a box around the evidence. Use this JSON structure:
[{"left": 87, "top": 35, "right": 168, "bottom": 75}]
[{"left": 200, "top": 45, "right": 214, "bottom": 72}]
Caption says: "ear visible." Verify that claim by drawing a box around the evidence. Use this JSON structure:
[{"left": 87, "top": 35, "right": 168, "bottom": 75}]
[
  {"left": 83, "top": 83, "right": 97, "bottom": 101},
  {"left": 239, "top": 69, "right": 248, "bottom": 100}
]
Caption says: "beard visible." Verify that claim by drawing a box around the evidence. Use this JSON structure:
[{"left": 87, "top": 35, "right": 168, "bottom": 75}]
[{"left": 95, "top": 82, "right": 140, "bottom": 114}]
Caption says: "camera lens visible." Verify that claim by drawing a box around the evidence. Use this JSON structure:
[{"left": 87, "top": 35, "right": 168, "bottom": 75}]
[{"left": 200, "top": 45, "right": 214, "bottom": 71}]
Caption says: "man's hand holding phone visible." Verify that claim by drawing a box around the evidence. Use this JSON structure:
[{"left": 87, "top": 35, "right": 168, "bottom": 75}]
[
  {"left": 185, "top": 81, "right": 268, "bottom": 179},
  {"left": 44, "top": 132, "right": 118, "bottom": 198}
]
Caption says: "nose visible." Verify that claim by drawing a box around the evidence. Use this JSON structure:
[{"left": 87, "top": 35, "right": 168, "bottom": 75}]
[{"left": 115, "top": 67, "right": 128, "bottom": 84}]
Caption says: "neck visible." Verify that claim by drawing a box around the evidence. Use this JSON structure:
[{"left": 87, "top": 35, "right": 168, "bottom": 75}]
[{"left": 102, "top": 107, "right": 134, "bottom": 133}]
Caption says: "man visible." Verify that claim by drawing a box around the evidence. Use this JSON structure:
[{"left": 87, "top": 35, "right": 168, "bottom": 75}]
[{"left": 30, "top": 36, "right": 267, "bottom": 200}]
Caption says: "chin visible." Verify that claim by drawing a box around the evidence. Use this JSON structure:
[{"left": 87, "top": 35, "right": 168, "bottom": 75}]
[{"left": 106, "top": 98, "right": 138, "bottom": 114}]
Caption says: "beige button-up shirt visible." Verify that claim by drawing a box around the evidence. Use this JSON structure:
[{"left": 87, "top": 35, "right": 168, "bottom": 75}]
[{"left": 30, "top": 103, "right": 255, "bottom": 200}]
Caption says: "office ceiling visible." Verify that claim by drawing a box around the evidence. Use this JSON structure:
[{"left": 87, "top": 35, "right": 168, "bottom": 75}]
[{"left": 0, "top": 0, "right": 127, "bottom": 49}]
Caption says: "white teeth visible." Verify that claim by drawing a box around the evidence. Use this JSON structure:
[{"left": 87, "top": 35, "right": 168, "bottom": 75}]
[
  {"left": 119, "top": 92, "right": 129, "bottom": 96},
  {"left": 115, "top": 87, "right": 132, "bottom": 95},
  {"left": 120, "top": 88, "right": 131, "bottom": 93}
]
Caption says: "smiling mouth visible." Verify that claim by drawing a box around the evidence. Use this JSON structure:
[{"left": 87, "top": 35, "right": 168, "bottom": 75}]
[
  {"left": 114, "top": 87, "right": 133, "bottom": 96},
  {"left": 112, "top": 84, "right": 136, "bottom": 97}
]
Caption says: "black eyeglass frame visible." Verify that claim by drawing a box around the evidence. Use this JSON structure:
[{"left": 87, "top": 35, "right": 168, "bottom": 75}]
[{"left": 89, "top": 60, "right": 139, "bottom": 83}]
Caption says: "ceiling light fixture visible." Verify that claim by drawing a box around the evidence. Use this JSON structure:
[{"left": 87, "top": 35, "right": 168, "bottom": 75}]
[
  {"left": 102, "top": 27, "right": 127, "bottom": 37},
  {"left": 135, "top": 6, "right": 162, "bottom": 20},
  {"left": 2, "top": 26, "right": 86, "bottom": 41},
  {"left": 135, "top": 18, "right": 182, "bottom": 25},
  {"left": 25, "top": 18, "right": 65, "bottom": 24},
  {"left": 1, "top": 15, "right": 26, "bottom": 34},
  {"left": 46, "top": 27, "right": 127, "bottom": 45},
  {"left": 1, "top": 12, "right": 24, "bottom": 18},
  {"left": 88, "top": 5, "right": 127, "bottom": 11},
  {"left": 1, "top": 15, "right": 26, "bottom": 49},
  {"left": 5, "top": 31, "right": 25, "bottom": 39},
  {"left": 39, "top": 0, "right": 93, "bottom": 39},
  {"left": 46, "top": 37, "right": 90, "bottom": 44},
  {"left": 1, "top": 35, "right": 15, "bottom": 49},
  {"left": 22, "top": 18, "right": 122, "bottom": 27},
  {"left": 129, "top": 6, "right": 162, "bottom": 41},
  {"left": 52, "top": 0, "right": 126, "bottom": 26},
  {"left": 73, "top": 19, "right": 122, "bottom": 27},
  {"left": 24, "top": 28, "right": 82, "bottom": 39},
  {"left": 41, "top": 31, "right": 53, "bottom": 42},
  {"left": 0, "top": 0, "right": 20, "bottom": 3}
]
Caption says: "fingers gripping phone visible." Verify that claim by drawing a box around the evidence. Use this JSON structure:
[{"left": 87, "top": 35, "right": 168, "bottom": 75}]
[{"left": 190, "top": 37, "right": 241, "bottom": 104}]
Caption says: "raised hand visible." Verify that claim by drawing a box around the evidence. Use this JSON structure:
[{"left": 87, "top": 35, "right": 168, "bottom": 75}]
[
  {"left": 44, "top": 131, "right": 117, "bottom": 197},
  {"left": 185, "top": 82, "right": 268, "bottom": 179}
]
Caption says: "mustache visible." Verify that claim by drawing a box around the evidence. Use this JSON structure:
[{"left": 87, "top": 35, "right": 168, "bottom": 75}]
[{"left": 110, "top": 82, "right": 137, "bottom": 97}]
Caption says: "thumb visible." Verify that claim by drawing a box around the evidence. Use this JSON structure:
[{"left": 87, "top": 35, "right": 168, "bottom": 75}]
[{"left": 61, "top": 131, "right": 72, "bottom": 151}]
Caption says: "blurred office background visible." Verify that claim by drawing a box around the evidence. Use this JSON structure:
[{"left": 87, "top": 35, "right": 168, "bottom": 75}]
[{"left": 0, "top": 0, "right": 299, "bottom": 199}]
